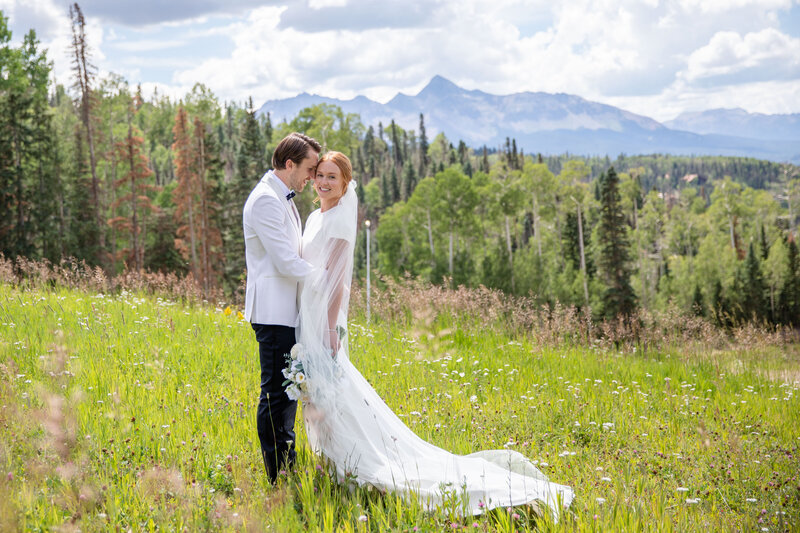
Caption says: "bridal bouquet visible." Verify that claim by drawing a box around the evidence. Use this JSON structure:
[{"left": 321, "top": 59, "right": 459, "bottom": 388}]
[{"left": 282, "top": 343, "right": 309, "bottom": 402}]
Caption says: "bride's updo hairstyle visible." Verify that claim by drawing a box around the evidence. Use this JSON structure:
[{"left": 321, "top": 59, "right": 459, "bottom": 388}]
[{"left": 315, "top": 151, "right": 353, "bottom": 203}]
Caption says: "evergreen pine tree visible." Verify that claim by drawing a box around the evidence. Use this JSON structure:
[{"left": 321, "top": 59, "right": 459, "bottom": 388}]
[
  {"left": 0, "top": 21, "right": 34, "bottom": 259},
  {"left": 193, "top": 116, "right": 224, "bottom": 292},
  {"left": 402, "top": 160, "right": 416, "bottom": 200},
  {"left": 380, "top": 171, "right": 390, "bottom": 209},
  {"left": 596, "top": 166, "right": 636, "bottom": 318},
  {"left": 760, "top": 225, "right": 769, "bottom": 260},
  {"left": 711, "top": 279, "right": 726, "bottom": 326},
  {"left": 390, "top": 119, "right": 402, "bottom": 167},
  {"left": 511, "top": 139, "right": 518, "bottom": 170},
  {"left": 418, "top": 113, "right": 429, "bottom": 177},
  {"left": 223, "top": 96, "right": 263, "bottom": 287},
  {"left": 778, "top": 238, "right": 800, "bottom": 325},
  {"left": 390, "top": 165, "right": 400, "bottom": 203},
  {"left": 464, "top": 158, "right": 473, "bottom": 178},
  {"left": 67, "top": 126, "right": 101, "bottom": 263},
  {"left": 563, "top": 210, "right": 594, "bottom": 276},
  {"left": 742, "top": 242, "right": 767, "bottom": 321},
  {"left": 482, "top": 240, "right": 512, "bottom": 293},
  {"left": 457, "top": 140, "right": 468, "bottom": 167},
  {"left": 23, "top": 30, "right": 60, "bottom": 261}
]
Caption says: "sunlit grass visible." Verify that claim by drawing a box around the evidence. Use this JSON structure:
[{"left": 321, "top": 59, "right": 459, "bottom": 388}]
[{"left": 1, "top": 282, "right": 798, "bottom": 531}]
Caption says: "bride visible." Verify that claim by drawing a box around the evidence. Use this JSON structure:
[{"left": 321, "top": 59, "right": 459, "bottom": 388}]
[{"left": 289, "top": 151, "right": 574, "bottom": 521}]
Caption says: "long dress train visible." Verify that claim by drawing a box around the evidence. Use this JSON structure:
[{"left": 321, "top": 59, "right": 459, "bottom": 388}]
[{"left": 291, "top": 182, "right": 574, "bottom": 521}]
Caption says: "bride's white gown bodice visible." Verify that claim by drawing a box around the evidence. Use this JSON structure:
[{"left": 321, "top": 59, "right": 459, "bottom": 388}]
[{"left": 298, "top": 202, "right": 573, "bottom": 520}]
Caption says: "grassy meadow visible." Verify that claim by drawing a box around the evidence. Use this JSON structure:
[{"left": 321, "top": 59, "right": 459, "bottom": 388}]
[{"left": 0, "top": 279, "right": 798, "bottom": 532}]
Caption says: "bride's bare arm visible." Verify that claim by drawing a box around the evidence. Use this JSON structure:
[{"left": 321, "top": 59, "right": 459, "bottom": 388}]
[{"left": 325, "top": 237, "right": 350, "bottom": 354}]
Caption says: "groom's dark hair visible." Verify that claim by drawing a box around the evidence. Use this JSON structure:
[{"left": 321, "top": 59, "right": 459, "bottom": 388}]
[{"left": 272, "top": 133, "right": 322, "bottom": 170}]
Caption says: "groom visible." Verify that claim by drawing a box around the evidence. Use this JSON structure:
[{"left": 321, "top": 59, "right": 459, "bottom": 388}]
[{"left": 243, "top": 132, "right": 321, "bottom": 483}]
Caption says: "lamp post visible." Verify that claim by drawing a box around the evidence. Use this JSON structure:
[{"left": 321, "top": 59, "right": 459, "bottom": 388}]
[{"left": 365, "top": 219, "right": 371, "bottom": 325}]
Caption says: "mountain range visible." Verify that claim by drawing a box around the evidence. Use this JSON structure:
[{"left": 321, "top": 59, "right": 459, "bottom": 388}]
[{"left": 258, "top": 75, "right": 800, "bottom": 163}]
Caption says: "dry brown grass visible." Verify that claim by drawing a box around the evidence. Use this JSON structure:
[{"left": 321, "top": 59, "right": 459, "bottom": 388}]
[
  {"left": 1, "top": 254, "right": 224, "bottom": 305},
  {"left": 350, "top": 275, "right": 800, "bottom": 355},
  {"left": 4, "top": 254, "right": 797, "bottom": 356}
]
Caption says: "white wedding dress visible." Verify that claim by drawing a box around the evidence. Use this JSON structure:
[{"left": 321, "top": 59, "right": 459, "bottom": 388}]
[{"left": 295, "top": 182, "right": 574, "bottom": 521}]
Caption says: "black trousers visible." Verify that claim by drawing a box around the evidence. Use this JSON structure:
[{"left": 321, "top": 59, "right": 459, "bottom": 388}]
[{"left": 252, "top": 323, "right": 297, "bottom": 483}]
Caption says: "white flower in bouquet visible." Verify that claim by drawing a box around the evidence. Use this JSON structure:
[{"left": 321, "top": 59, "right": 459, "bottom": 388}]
[
  {"left": 290, "top": 343, "right": 304, "bottom": 360},
  {"left": 295, "top": 372, "right": 306, "bottom": 383},
  {"left": 285, "top": 385, "right": 301, "bottom": 401}
]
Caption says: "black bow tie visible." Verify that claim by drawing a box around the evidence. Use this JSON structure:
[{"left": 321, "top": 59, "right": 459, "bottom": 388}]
[{"left": 285, "top": 190, "right": 296, "bottom": 200}]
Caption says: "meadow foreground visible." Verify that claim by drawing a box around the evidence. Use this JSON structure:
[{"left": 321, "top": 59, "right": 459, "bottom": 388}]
[{"left": 1, "top": 282, "right": 798, "bottom": 531}]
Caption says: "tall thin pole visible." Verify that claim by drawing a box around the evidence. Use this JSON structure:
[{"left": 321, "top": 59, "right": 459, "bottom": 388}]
[{"left": 365, "top": 219, "right": 371, "bottom": 324}]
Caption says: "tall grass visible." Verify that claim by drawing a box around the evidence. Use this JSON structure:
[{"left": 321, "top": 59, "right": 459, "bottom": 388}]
[{"left": 1, "top": 259, "right": 798, "bottom": 531}]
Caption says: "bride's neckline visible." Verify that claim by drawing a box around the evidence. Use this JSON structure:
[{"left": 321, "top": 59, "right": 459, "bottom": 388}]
[{"left": 319, "top": 201, "right": 341, "bottom": 214}]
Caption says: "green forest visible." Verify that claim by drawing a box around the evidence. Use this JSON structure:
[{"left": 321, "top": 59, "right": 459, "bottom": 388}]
[{"left": 2, "top": 7, "right": 800, "bottom": 325}]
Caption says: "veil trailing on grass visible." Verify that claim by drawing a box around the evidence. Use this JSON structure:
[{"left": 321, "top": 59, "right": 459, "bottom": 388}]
[{"left": 294, "top": 180, "right": 574, "bottom": 521}]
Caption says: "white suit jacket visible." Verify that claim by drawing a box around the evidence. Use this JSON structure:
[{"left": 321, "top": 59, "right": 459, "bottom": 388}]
[{"left": 243, "top": 171, "right": 313, "bottom": 326}]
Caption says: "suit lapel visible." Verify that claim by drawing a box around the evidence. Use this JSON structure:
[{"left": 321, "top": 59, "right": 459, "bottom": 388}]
[{"left": 265, "top": 173, "right": 302, "bottom": 241}]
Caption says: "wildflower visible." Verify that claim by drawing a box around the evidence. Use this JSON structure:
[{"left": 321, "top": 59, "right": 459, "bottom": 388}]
[
  {"left": 478, "top": 501, "right": 485, "bottom": 508},
  {"left": 596, "top": 498, "right": 606, "bottom": 504},
  {"left": 237, "top": 311, "right": 245, "bottom": 320},
  {"left": 676, "top": 487, "right": 689, "bottom": 492},
  {"left": 746, "top": 498, "right": 757, "bottom": 503},
  {"left": 512, "top": 512, "right": 520, "bottom": 519},
  {"left": 601, "top": 477, "right": 612, "bottom": 482},
  {"left": 685, "top": 498, "right": 700, "bottom": 504},
  {"left": 358, "top": 515, "right": 368, "bottom": 522},
  {"left": 223, "top": 306, "right": 232, "bottom": 316}
]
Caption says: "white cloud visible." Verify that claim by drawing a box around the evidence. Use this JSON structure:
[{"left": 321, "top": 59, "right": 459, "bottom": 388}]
[
  {"left": 2, "top": 0, "right": 799, "bottom": 121},
  {"left": 678, "top": 0, "right": 792, "bottom": 15},
  {"left": 682, "top": 28, "right": 800, "bottom": 84}
]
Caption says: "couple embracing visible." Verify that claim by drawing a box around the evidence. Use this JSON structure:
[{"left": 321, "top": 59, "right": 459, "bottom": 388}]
[{"left": 243, "top": 133, "right": 574, "bottom": 520}]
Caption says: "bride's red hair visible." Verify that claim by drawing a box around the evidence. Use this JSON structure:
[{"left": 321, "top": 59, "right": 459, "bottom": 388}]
[{"left": 314, "top": 151, "right": 352, "bottom": 204}]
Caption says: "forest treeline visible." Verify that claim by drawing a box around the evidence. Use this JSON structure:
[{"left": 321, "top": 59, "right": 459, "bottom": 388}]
[{"left": 2, "top": 6, "right": 800, "bottom": 325}]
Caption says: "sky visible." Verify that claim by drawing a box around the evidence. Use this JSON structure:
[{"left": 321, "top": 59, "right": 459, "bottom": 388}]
[{"left": 2, "top": 0, "right": 800, "bottom": 122}]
